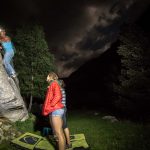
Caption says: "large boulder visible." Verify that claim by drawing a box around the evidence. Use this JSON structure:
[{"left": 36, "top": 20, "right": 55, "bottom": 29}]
[{"left": 0, "top": 54, "right": 28, "bottom": 122}]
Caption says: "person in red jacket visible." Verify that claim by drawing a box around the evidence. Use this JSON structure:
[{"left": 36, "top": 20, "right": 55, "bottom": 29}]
[{"left": 42, "top": 72, "right": 65, "bottom": 150}]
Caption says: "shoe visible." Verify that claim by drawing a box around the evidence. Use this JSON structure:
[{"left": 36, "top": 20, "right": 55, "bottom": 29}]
[
  {"left": 10, "top": 73, "right": 17, "bottom": 78},
  {"left": 66, "top": 143, "right": 72, "bottom": 149}
]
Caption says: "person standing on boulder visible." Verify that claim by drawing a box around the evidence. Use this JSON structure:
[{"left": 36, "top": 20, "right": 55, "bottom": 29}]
[{"left": 0, "top": 27, "right": 17, "bottom": 78}]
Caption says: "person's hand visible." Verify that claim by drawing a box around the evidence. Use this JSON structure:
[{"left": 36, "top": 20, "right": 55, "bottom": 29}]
[{"left": 0, "top": 46, "right": 2, "bottom": 51}]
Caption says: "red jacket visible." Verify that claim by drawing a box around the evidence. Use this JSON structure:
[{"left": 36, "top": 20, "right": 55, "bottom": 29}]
[{"left": 42, "top": 80, "right": 64, "bottom": 116}]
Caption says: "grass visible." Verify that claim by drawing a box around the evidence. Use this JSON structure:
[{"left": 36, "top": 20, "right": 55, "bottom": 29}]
[
  {"left": 67, "top": 110, "right": 150, "bottom": 150},
  {"left": 0, "top": 110, "right": 150, "bottom": 150}
]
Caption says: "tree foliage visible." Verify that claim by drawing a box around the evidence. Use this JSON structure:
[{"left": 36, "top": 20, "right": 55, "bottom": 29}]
[
  {"left": 14, "top": 25, "right": 56, "bottom": 99},
  {"left": 113, "top": 24, "right": 150, "bottom": 116}
]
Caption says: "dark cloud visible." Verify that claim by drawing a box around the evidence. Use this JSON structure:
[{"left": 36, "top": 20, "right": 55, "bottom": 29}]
[{"left": 0, "top": 0, "right": 149, "bottom": 77}]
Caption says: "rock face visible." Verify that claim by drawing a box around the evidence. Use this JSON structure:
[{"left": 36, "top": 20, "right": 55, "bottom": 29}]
[{"left": 0, "top": 54, "right": 28, "bottom": 122}]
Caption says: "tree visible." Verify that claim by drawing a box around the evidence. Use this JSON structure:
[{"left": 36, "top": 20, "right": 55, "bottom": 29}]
[
  {"left": 113, "top": 24, "right": 150, "bottom": 117},
  {"left": 14, "top": 25, "right": 56, "bottom": 111}
]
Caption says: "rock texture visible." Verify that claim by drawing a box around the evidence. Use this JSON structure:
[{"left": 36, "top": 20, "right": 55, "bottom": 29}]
[
  {"left": 0, "top": 118, "right": 22, "bottom": 144},
  {"left": 0, "top": 54, "right": 28, "bottom": 122}
]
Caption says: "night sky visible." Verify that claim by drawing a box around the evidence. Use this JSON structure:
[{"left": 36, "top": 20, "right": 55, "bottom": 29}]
[
  {"left": 1, "top": 3, "right": 150, "bottom": 149},
  {"left": 1, "top": 0, "right": 150, "bottom": 78}
]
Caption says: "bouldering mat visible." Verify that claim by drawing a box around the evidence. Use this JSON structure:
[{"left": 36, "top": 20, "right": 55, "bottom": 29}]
[{"left": 11, "top": 132, "right": 89, "bottom": 150}]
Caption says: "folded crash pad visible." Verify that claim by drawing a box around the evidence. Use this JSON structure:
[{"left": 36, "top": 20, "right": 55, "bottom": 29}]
[{"left": 11, "top": 132, "right": 89, "bottom": 150}]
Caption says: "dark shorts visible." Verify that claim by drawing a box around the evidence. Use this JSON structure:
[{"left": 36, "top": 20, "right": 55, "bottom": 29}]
[{"left": 62, "top": 107, "right": 67, "bottom": 129}]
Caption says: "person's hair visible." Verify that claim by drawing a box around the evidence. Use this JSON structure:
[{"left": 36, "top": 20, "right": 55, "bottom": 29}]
[
  {"left": 59, "top": 80, "right": 65, "bottom": 88},
  {"left": 0, "top": 27, "right": 5, "bottom": 33},
  {"left": 47, "top": 72, "right": 58, "bottom": 80}
]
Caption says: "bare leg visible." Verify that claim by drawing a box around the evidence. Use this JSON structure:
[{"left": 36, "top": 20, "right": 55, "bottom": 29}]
[
  {"left": 50, "top": 117, "right": 58, "bottom": 141},
  {"left": 51, "top": 116, "right": 65, "bottom": 150},
  {"left": 50, "top": 117, "right": 55, "bottom": 135},
  {"left": 64, "top": 128, "right": 71, "bottom": 145}
]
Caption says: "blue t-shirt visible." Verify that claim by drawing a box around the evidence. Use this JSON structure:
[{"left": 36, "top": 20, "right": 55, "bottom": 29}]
[{"left": 1, "top": 41, "right": 14, "bottom": 52}]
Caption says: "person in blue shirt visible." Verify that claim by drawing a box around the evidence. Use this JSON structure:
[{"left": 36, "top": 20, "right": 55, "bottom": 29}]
[{"left": 0, "top": 27, "right": 16, "bottom": 78}]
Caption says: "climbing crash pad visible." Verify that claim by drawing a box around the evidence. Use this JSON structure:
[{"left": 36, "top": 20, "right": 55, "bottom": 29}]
[{"left": 11, "top": 132, "right": 89, "bottom": 150}]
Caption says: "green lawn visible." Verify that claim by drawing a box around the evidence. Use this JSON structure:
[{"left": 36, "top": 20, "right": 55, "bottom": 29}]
[
  {"left": 1, "top": 110, "right": 150, "bottom": 150},
  {"left": 67, "top": 110, "right": 150, "bottom": 150}
]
